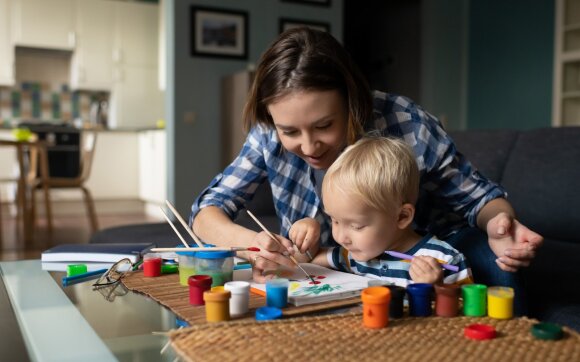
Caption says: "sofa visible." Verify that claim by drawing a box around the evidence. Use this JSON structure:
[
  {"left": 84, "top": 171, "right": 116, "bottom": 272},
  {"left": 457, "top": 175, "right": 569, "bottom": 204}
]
[{"left": 91, "top": 127, "right": 580, "bottom": 331}]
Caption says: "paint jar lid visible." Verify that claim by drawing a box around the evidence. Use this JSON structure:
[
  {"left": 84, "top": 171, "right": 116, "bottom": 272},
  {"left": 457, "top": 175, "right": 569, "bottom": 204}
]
[
  {"left": 255, "top": 306, "right": 283, "bottom": 321},
  {"left": 464, "top": 323, "right": 497, "bottom": 340},
  {"left": 531, "top": 322, "right": 563, "bottom": 340},
  {"left": 361, "top": 286, "right": 391, "bottom": 304},
  {"left": 487, "top": 286, "right": 514, "bottom": 298},
  {"left": 434, "top": 284, "right": 461, "bottom": 296},
  {"left": 224, "top": 281, "right": 250, "bottom": 294},
  {"left": 188, "top": 274, "right": 213, "bottom": 288},
  {"left": 203, "top": 289, "right": 231, "bottom": 302},
  {"left": 195, "top": 250, "right": 235, "bottom": 259},
  {"left": 175, "top": 244, "right": 196, "bottom": 257},
  {"left": 407, "top": 283, "right": 434, "bottom": 295},
  {"left": 462, "top": 284, "right": 487, "bottom": 296}
]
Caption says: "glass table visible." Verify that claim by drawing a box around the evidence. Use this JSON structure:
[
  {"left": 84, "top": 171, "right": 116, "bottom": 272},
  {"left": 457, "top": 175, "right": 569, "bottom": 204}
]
[{"left": 0, "top": 260, "right": 179, "bottom": 361}]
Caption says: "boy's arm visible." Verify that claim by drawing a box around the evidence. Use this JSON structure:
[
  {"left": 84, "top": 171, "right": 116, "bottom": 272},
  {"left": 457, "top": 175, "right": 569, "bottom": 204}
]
[{"left": 310, "top": 247, "right": 332, "bottom": 268}]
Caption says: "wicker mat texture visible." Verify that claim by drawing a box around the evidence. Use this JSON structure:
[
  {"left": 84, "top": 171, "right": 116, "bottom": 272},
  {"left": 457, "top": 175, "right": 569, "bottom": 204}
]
[
  {"left": 120, "top": 270, "right": 360, "bottom": 325},
  {"left": 168, "top": 312, "right": 580, "bottom": 362}
]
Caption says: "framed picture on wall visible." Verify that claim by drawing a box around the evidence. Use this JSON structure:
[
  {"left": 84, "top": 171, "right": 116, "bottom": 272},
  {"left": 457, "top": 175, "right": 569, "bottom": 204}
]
[
  {"left": 281, "top": 0, "right": 331, "bottom": 7},
  {"left": 190, "top": 6, "right": 248, "bottom": 59},
  {"left": 279, "top": 18, "right": 330, "bottom": 34}
]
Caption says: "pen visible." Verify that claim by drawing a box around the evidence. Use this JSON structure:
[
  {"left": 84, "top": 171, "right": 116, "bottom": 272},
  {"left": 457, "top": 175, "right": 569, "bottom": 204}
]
[
  {"left": 61, "top": 268, "right": 108, "bottom": 287},
  {"left": 384, "top": 251, "right": 459, "bottom": 272}
]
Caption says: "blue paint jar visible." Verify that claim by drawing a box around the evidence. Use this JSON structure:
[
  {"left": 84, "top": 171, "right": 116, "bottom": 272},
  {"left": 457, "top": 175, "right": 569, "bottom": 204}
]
[
  {"left": 406, "top": 283, "right": 434, "bottom": 317},
  {"left": 266, "top": 278, "right": 289, "bottom": 308}
]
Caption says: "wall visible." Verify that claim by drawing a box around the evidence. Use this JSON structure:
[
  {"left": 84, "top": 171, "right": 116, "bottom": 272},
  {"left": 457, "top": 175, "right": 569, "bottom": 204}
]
[
  {"left": 167, "top": 0, "right": 343, "bottom": 216},
  {"left": 467, "top": 0, "right": 554, "bottom": 129}
]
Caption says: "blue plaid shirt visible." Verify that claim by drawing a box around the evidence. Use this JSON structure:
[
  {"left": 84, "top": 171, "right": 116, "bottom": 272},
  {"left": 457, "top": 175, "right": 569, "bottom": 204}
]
[{"left": 190, "top": 91, "right": 506, "bottom": 245}]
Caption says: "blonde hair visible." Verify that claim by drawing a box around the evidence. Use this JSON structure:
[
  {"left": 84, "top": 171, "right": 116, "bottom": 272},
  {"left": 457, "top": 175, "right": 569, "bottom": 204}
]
[{"left": 323, "top": 137, "right": 419, "bottom": 213}]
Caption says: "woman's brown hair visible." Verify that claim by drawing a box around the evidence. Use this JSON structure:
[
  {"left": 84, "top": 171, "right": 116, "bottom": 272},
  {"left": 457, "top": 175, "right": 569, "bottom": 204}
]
[{"left": 243, "top": 27, "right": 373, "bottom": 145}]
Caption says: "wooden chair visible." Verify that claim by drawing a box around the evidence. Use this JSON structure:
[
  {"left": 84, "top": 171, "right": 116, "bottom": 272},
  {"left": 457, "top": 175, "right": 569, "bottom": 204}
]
[{"left": 30, "top": 131, "right": 99, "bottom": 234}]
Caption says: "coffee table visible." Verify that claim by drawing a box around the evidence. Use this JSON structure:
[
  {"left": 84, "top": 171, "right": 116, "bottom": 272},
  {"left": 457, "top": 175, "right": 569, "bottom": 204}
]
[{"left": 0, "top": 260, "right": 179, "bottom": 361}]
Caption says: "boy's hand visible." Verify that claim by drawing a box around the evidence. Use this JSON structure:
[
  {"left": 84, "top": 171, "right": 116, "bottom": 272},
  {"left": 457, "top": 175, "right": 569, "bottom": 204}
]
[
  {"left": 289, "top": 217, "right": 320, "bottom": 254},
  {"left": 409, "top": 256, "right": 443, "bottom": 284}
]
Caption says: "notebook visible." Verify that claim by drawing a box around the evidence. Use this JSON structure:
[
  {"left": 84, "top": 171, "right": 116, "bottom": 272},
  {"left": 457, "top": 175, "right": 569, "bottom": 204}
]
[
  {"left": 41, "top": 261, "right": 115, "bottom": 272},
  {"left": 41, "top": 243, "right": 155, "bottom": 264},
  {"left": 247, "top": 263, "right": 373, "bottom": 307}
]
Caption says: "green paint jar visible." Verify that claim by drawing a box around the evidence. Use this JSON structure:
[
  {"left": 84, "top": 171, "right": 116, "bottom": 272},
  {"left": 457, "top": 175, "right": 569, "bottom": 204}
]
[{"left": 462, "top": 284, "right": 487, "bottom": 316}]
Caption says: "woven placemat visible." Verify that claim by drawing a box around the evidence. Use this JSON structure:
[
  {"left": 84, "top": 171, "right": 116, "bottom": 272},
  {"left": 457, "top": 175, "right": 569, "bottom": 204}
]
[
  {"left": 119, "top": 271, "right": 361, "bottom": 325},
  {"left": 168, "top": 312, "right": 580, "bottom": 362}
]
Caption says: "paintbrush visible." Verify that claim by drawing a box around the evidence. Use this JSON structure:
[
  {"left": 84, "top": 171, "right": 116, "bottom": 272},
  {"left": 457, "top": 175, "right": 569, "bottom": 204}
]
[
  {"left": 151, "top": 247, "right": 261, "bottom": 252},
  {"left": 246, "top": 210, "right": 316, "bottom": 284},
  {"left": 385, "top": 250, "right": 459, "bottom": 272}
]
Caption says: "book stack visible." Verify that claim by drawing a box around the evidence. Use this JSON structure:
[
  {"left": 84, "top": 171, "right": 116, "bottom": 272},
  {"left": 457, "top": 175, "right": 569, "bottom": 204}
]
[{"left": 41, "top": 243, "right": 155, "bottom": 272}]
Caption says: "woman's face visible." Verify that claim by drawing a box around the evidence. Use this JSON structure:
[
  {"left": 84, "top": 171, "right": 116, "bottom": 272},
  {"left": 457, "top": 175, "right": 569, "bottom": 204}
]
[{"left": 267, "top": 90, "right": 348, "bottom": 170}]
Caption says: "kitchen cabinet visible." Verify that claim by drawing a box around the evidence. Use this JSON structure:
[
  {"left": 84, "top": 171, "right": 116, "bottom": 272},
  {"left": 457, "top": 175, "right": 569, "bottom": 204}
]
[
  {"left": 0, "top": 0, "right": 15, "bottom": 85},
  {"left": 138, "top": 129, "right": 166, "bottom": 215},
  {"left": 70, "top": 0, "right": 114, "bottom": 90},
  {"left": 11, "top": 0, "right": 76, "bottom": 50},
  {"left": 553, "top": 0, "right": 580, "bottom": 126},
  {"left": 109, "top": 66, "right": 164, "bottom": 129},
  {"left": 113, "top": 1, "right": 158, "bottom": 68}
]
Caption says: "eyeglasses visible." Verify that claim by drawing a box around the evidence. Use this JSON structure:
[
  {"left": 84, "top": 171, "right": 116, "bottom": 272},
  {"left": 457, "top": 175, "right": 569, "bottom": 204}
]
[{"left": 92, "top": 258, "right": 133, "bottom": 289}]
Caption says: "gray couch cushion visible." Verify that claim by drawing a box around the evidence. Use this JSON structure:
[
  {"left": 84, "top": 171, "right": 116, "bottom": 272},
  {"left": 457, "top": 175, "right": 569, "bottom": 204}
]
[
  {"left": 501, "top": 127, "right": 580, "bottom": 243},
  {"left": 449, "top": 129, "right": 518, "bottom": 183}
]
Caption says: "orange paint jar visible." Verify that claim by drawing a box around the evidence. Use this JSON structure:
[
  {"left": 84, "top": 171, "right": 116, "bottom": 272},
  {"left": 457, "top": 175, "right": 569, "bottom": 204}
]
[
  {"left": 361, "top": 286, "right": 391, "bottom": 329},
  {"left": 203, "top": 289, "right": 231, "bottom": 322}
]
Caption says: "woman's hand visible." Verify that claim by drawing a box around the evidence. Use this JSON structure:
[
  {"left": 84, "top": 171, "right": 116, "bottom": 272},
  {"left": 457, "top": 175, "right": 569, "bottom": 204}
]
[
  {"left": 409, "top": 256, "right": 443, "bottom": 284},
  {"left": 250, "top": 231, "right": 296, "bottom": 283},
  {"left": 289, "top": 217, "right": 321, "bottom": 254},
  {"left": 486, "top": 212, "right": 544, "bottom": 272}
]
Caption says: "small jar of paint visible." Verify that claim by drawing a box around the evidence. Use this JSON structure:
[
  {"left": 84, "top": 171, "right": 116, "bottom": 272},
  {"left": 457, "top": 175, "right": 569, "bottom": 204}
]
[
  {"left": 194, "top": 250, "right": 235, "bottom": 287},
  {"left": 361, "top": 286, "right": 391, "bottom": 329},
  {"left": 487, "top": 286, "right": 514, "bottom": 319},
  {"left": 255, "top": 306, "right": 283, "bottom": 321},
  {"left": 142, "top": 253, "right": 162, "bottom": 277},
  {"left": 462, "top": 284, "right": 487, "bottom": 317},
  {"left": 203, "top": 289, "right": 231, "bottom": 322},
  {"left": 188, "top": 275, "right": 212, "bottom": 306},
  {"left": 406, "top": 283, "right": 434, "bottom": 317},
  {"left": 386, "top": 285, "right": 406, "bottom": 318},
  {"left": 224, "top": 281, "right": 250, "bottom": 317},
  {"left": 434, "top": 284, "right": 461, "bottom": 317},
  {"left": 67, "top": 264, "right": 87, "bottom": 277},
  {"left": 266, "top": 278, "right": 289, "bottom": 308},
  {"left": 176, "top": 247, "right": 197, "bottom": 286}
]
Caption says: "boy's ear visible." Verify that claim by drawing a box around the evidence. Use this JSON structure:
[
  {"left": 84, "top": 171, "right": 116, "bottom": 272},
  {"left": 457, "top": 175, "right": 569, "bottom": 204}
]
[{"left": 397, "top": 203, "right": 415, "bottom": 229}]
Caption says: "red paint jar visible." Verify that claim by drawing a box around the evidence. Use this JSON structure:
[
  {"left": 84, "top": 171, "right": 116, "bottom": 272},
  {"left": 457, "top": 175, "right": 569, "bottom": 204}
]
[
  {"left": 434, "top": 284, "right": 461, "bottom": 317},
  {"left": 142, "top": 253, "right": 162, "bottom": 277},
  {"left": 188, "top": 275, "right": 213, "bottom": 306}
]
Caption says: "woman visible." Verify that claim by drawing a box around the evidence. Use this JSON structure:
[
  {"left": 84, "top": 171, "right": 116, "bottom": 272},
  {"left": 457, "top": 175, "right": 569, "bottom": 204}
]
[{"left": 190, "top": 28, "right": 542, "bottom": 313}]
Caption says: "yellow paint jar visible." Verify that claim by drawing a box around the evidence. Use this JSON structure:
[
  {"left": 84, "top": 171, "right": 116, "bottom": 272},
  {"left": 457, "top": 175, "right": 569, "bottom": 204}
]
[
  {"left": 487, "top": 286, "right": 514, "bottom": 319},
  {"left": 203, "top": 289, "right": 231, "bottom": 322}
]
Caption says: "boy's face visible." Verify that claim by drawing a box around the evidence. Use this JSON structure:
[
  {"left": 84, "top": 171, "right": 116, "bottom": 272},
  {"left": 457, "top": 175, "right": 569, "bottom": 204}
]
[
  {"left": 267, "top": 89, "right": 348, "bottom": 170},
  {"left": 324, "top": 188, "right": 404, "bottom": 261}
]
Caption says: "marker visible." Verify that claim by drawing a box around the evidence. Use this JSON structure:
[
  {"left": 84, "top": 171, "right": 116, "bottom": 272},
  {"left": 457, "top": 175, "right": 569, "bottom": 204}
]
[
  {"left": 61, "top": 268, "right": 108, "bottom": 287},
  {"left": 384, "top": 250, "right": 459, "bottom": 272}
]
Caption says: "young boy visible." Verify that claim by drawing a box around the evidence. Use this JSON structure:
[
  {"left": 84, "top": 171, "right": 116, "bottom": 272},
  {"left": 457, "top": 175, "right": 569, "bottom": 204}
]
[{"left": 291, "top": 137, "right": 473, "bottom": 287}]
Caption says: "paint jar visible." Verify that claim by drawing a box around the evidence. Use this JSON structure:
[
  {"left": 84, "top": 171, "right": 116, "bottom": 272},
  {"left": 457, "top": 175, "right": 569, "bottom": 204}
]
[
  {"left": 194, "top": 250, "right": 235, "bottom": 287},
  {"left": 188, "top": 275, "right": 212, "bottom": 306},
  {"left": 266, "top": 278, "right": 289, "bottom": 308},
  {"left": 487, "top": 286, "right": 514, "bottom": 319},
  {"left": 176, "top": 248, "right": 197, "bottom": 286},
  {"left": 361, "top": 286, "right": 391, "bottom": 329},
  {"left": 203, "top": 289, "right": 231, "bottom": 322},
  {"left": 406, "top": 283, "right": 434, "bottom": 317},
  {"left": 462, "top": 284, "right": 487, "bottom": 317},
  {"left": 386, "top": 285, "right": 406, "bottom": 318},
  {"left": 224, "top": 281, "right": 250, "bottom": 317},
  {"left": 434, "top": 284, "right": 461, "bottom": 317},
  {"left": 255, "top": 306, "right": 283, "bottom": 321},
  {"left": 142, "top": 253, "right": 162, "bottom": 277}
]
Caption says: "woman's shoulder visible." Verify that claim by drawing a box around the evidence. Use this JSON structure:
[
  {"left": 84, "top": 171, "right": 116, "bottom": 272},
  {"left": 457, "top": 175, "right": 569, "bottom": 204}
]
[{"left": 247, "top": 124, "right": 282, "bottom": 152}]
